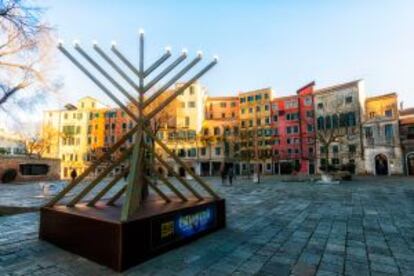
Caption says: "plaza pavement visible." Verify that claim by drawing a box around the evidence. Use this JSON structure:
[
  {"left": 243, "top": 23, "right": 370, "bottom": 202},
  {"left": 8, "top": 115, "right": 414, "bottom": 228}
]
[{"left": 0, "top": 176, "right": 414, "bottom": 275}]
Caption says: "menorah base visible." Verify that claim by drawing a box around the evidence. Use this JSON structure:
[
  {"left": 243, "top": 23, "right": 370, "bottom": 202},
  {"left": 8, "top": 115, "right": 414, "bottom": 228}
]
[{"left": 39, "top": 197, "right": 226, "bottom": 272}]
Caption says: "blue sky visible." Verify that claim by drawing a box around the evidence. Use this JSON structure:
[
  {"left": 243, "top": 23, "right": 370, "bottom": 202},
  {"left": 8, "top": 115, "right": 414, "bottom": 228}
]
[{"left": 42, "top": 0, "right": 414, "bottom": 108}]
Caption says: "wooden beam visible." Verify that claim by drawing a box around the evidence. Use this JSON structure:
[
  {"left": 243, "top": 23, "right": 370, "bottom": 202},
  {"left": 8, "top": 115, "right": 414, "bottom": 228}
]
[
  {"left": 67, "top": 147, "right": 133, "bottom": 207},
  {"left": 121, "top": 128, "right": 145, "bottom": 221},
  {"left": 106, "top": 185, "right": 126, "bottom": 206},
  {"left": 144, "top": 127, "right": 220, "bottom": 199},
  {"left": 151, "top": 167, "right": 188, "bottom": 201},
  {"left": 87, "top": 166, "right": 129, "bottom": 207},
  {"left": 144, "top": 175, "right": 171, "bottom": 203},
  {"left": 149, "top": 146, "right": 204, "bottom": 200},
  {"left": 45, "top": 123, "right": 140, "bottom": 207},
  {"left": 146, "top": 60, "right": 217, "bottom": 120}
]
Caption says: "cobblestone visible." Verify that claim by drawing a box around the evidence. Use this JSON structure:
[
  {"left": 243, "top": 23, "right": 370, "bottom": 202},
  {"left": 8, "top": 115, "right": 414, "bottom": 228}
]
[{"left": 0, "top": 176, "right": 413, "bottom": 275}]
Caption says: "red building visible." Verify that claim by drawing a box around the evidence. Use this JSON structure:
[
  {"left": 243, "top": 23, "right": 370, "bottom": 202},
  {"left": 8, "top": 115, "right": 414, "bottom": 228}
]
[{"left": 271, "top": 82, "right": 316, "bottom": 175}]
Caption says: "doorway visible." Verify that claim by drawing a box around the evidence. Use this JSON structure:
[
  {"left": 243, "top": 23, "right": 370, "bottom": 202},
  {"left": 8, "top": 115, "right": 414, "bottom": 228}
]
[
  {"left": 375, "top": 154, "right": 388, "bottom": 175},
  {"left": 407, "top": 153, "right": 414, "bottom": 176}
]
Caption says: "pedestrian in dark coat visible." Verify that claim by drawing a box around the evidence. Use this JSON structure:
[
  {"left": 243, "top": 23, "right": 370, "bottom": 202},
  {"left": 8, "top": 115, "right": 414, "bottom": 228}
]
[{"left": 70, "top": 169, "right": 77, "bottom": 181}]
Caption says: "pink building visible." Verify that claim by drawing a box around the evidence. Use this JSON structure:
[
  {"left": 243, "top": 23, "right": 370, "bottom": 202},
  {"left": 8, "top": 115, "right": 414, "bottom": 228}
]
[{"left": 271, "top": 82, "right": 316, "bottom": 175}]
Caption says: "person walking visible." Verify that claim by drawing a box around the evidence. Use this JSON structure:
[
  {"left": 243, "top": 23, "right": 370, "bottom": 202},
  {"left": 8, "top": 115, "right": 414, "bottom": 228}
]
[
  {"left": 70, "top": 169, "right": 77, "bottom": 182},
  {"left": 228, "top": 167, "right": 234, "bottom": 186},
  {"left": 221, "top": 169, "right": 227, "bottom": 186}
]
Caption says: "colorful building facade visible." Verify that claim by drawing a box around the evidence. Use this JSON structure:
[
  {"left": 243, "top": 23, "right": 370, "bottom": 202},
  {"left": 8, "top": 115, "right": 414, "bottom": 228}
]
[
  {"left": 270, "top": 82, "right": 317, "bottom": 175},
  {"left": 363, "top": 93, "right": 403, "bottom": 175},
  {"left": 42, "top": 80, "right": 413, "bottom": 179}
]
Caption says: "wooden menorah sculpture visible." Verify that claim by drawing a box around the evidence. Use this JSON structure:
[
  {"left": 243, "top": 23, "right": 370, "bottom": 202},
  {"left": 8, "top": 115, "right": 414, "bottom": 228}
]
[{"left": 39, "top": 30, "right": 226, "bottom": 272}]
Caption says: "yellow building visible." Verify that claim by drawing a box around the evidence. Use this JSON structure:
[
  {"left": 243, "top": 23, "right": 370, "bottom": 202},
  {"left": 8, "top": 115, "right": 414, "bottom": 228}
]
[
  {"left": 42, "top": 96, "right": 107, "bottom": 178},
  {"left": 200, "top": 96, "right": 240, "bottom": 175},
  {"left": 155, "top": 83, "right": 207, "bottom": 177},
  {"left": 238, "top": 87, "right": 273, "bottom": 175}
]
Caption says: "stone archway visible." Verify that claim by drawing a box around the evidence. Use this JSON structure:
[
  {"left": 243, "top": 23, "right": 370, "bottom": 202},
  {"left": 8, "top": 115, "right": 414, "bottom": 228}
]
[
  {"left": 375, "top": 154, "right": 389, "bottom": 176},
  {"left": 406, "top": 152, "right": 414, "bottom": 176}
]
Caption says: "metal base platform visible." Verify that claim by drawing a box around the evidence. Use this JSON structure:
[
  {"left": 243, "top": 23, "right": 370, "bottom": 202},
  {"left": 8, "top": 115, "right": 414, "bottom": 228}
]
[{"left": 39, "top": 197, "right": 226, "bottom": 271}]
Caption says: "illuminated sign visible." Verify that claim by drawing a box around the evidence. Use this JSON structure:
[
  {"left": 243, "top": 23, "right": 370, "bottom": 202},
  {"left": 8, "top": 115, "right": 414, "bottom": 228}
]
[{"left": 151, "top": 204, "right": 217, "bottom": 249}]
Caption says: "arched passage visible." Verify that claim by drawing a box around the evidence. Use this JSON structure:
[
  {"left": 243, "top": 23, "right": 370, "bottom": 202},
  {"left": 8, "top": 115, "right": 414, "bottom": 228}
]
[{"left": 375, "top": 154, "right": 389, "bottom": 175}]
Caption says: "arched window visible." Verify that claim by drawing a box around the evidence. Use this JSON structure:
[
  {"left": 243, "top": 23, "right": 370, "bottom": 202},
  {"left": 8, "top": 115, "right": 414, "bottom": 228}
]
[
  {"left": 325, "top": 115, "right": 332, "bottom": 129},
  {"left": 332, "top": 114, "right": 339, "bottom": 129},
  {"left": 317, "top": 117, "right": 324, "bottom": 130}
]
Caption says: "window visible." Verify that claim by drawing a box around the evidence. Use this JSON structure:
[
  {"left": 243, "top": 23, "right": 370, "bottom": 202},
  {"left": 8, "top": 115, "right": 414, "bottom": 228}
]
[
  {"left": 325, "top": 116, "right": 332, "bottom": 129},
  {"left": 349, "top": 144, "right": 356, "bottom": 153},
  {"left": 369, "top": 112, "right": 376, "bottom": 119},
  {"left": 317, "top": 117, "right": 324, "bottom": 130},
  {"left": 187, "top": 148, "right": 197, "bottom": 157},
  {"left": 249, "top": 108, "right": 253, "bottom": 113},
  {"left": 214, "top": 127, "right": 220, "bottom": 135},
  {"left": 304, "top": 97, "right": 312, "bottom": 106},
  {"left": 256, "top": 106, "right": 261, "bottom": 112},
  {"left": 264, "top": 105, "right": 269, "bottom": 111},
  {"left": 221, "top": 113, "right": 225, "bottom": 119},
  {"left": 230, "top": 102, "right": 236, "bottom": 107},
  {"left": 272, "top": 115, "right": 278, "bottom": 122},
  {"left": 255, "top": 94, "right": 262, "bottom": 101},
  {"left": 332, "top": 115, "right": 339, "bottom": 128},
  {"left": 240, "top": 97, "right": 246, "bottom": 103},
  {"left": 332, "top": 145, "right": 339, "bottom": 153},
  {"left": 189, "top": 86, "right": 195, "bottom": 95},
  {"left": 247, "top": 96, "right": 254, "bottom": 102},
  {"left": 257, "top": 119, "right": 261, "bottom": 126},
  {"left": 345, "top": 96, "right": 353, "bottom": 103},
  {"left": 215, "top": 147, "right": 221, "bottom": 155},
  {"left": 306, "top": 110, "right": 314, "bottom": 118},
  {"left": 384, "top": 124, "right": 393, "bottom": 141},
  {"left": 317, "top": 103, "right": 324, "bottom": 109},
  {"left": 20, "top": 164, "right": 49, "bottom": 175},
  {"left": 385, "top": 109, "right": 393, "bottom": 117},
  {"left": 332, "top": 158, "right": 340, "bottom": 165},
  {"left": 220, "top": 102, "right": 226, "bottom": 108},
  {"left": 185, "top": 116, "right": 190, "bottom": 127},
  {"left": 64, "top": 113, "right": 68, "bottom": 119},
  {"left": 347, "top": 112, "right": 356, "bottom": 126},
  {"left": 365, "top": 127, "right": 373, "bottom": 138},
  {"left": 241, "top": 108, "right": 245, "bottom": 114},
  {"left": 188, "top": 101, "right": 196, "bottom": 108},
  {"left": 285, "top": 100, "right": 298, "bottom": 109},
  {"left": 307, "top": 124, "right": 314, "bottom": 132}
]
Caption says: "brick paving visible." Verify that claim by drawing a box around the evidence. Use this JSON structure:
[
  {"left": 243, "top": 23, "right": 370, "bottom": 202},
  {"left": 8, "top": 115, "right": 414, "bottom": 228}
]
[{"left": 1, "top": 176, "right": 414, "bottom": 275}]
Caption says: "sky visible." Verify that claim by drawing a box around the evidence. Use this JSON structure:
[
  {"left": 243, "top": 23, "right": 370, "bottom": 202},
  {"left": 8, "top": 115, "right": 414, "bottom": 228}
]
[{"left": 18, "top": 0, "right": 414, "bottom": 117}]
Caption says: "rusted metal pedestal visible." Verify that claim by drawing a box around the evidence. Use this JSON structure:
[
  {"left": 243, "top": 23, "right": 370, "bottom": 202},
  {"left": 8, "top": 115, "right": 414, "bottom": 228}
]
[{"left": 40, "top": 197, "right": 225, "bottom": 272}]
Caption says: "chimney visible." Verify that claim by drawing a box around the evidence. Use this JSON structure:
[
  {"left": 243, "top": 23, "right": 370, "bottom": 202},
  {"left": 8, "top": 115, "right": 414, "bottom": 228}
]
[{"left": 400, "top": 101, "right": 404, "bottom": 111}]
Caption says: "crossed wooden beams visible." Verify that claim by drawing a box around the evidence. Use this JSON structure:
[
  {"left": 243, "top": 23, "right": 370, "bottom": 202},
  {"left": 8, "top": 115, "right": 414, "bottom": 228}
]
[{"left": 45, "top": 31, "right": 220, "bottom": 221}]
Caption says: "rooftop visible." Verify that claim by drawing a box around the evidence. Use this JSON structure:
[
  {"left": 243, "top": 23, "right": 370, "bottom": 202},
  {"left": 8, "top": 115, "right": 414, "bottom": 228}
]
[
  {"left": 366, "top": 92, "right": 397, "bottom": 101},
  {"left": 314, "top": 79, "right": 362, "bottom": 95}
]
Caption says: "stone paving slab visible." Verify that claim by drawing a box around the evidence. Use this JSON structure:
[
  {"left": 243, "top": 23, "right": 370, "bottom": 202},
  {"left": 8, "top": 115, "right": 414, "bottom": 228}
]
[{"left": 0, "top": 176, "right": 414, "bottom": 275}]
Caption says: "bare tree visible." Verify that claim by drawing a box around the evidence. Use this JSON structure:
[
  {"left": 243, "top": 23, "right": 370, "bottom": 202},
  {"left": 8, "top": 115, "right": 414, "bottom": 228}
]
[
  {"left": 0, "top": 0, "right": 56, "bottom": 115},
  {"left": 24, "top": 124, "right": 60, "bottom": 158}
]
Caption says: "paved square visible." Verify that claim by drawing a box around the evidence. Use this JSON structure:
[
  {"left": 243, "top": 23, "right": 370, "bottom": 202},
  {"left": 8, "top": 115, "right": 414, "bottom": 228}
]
[{"left": 1, "top": 176, "right": 414, "bottom": 275}]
